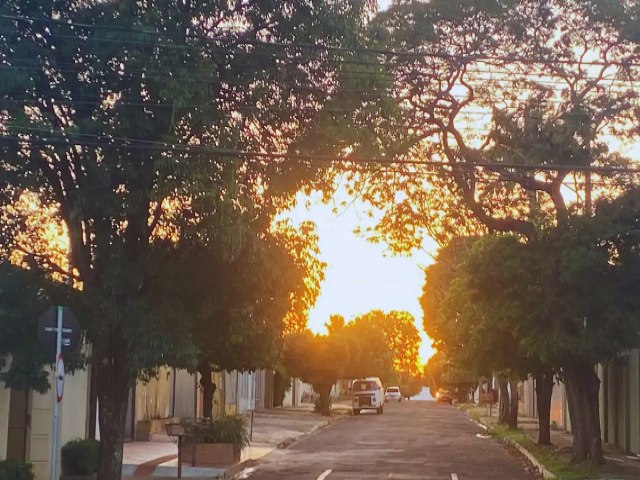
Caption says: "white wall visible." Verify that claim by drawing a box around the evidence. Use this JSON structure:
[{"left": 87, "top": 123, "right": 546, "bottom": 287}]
[{"left": 29, "top": 365, "right": 89, "bottom": 480}]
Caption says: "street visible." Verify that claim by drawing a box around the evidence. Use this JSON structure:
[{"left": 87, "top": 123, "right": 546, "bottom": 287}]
[{"left": 243, "top": 401, "right": 538, "bottom": 480}]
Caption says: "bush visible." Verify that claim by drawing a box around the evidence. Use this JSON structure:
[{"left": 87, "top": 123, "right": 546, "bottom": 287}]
[
  {"left": 61, "top": 438, "right": 100, "bottom": 475},
  {"left": 198, "top": 415, "right": 249, "bottom": 452},
  {"left": 0, "top": 459, "right": 34, "bottom": 480}
]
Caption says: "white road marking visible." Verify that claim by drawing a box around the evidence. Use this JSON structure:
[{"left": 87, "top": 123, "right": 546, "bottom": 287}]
[
  {"left": 451, "top": 474, "right": 459, "bottom": 480},
  {"left": 317, "top": 469, "right": 333, "bottom": 480}
]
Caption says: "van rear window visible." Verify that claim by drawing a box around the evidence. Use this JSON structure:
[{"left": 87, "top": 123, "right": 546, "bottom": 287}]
[
  {"left": 353, "top": 381, "right": 377, "bottom": 391},
  {"left": 387, "top": 387, "right": 399, "bottom": 393}
]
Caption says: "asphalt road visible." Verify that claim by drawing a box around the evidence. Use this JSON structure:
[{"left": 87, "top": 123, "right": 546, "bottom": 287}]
[{"left": 242, "top": 400, "right": 538, "bottom": 480}]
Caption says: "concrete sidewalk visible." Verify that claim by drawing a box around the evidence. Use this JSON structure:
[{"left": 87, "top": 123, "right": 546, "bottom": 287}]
[{"left": 122, "top": 405, "right": 347, "bottom": 479}]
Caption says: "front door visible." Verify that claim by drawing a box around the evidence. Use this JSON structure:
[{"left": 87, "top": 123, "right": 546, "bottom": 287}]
[{"left": 7, "top": 388, "right": 29, "bottom": 460}]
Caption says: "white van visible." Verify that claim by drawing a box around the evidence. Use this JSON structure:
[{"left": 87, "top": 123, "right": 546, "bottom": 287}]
[{"left": 351, "top": 377, "right": 385, "bottom": 415}]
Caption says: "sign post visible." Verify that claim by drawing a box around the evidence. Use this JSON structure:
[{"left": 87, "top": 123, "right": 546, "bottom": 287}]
[
  {"left": 38, "top": 306, "right": 78, "bottom": 480},
  {"left": 50, "top": 306, "right": 63, "bottom": 480}
]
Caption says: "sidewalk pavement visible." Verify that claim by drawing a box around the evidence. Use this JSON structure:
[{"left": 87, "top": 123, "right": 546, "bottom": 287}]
[
  {"left": 475, "top": 407, "right": 640, "bottom": 476},
  {"left": 122, "top": 404, "right": 349, "bottom": 479}
]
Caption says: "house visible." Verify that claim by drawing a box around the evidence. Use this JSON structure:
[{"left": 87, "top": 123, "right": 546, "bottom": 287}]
[
  {"left": 0, "top": 356, "right": 91, "bottom": 480},
  {"left": 0, "top": 358, "right": 274, "bottom": 480},
  {"left": 125, "top": 368, "right": 274, "bottom": 441}
]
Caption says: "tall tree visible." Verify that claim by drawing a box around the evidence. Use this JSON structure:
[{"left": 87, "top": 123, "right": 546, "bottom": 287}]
[
  {"left": 422, "top": 187, "right": 640, "bottom": 450},
  {"left": 171, "top": 220, "right": 324, "bottom": 418},
  {"left": 355, "top": 0, "right": 640, "bottom": 462},
  {"left": 282, "top": 331, "right": 345, "bottom": 416},
  {"left": 0, "top": 1, "right": 380, "bottom": 478}
]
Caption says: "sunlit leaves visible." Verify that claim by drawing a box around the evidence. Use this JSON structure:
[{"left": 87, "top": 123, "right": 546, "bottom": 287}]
[{"left": 352, "top": 0, "right": 640, "bottom": 252}]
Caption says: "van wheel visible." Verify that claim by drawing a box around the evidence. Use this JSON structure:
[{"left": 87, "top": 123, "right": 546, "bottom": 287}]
[{"left": 353, "top": 408, "right": 360, "bottom": 415}]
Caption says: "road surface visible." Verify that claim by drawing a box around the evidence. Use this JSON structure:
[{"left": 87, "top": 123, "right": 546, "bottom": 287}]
[{"left": 242, "top": 401, "right": 538, "bottom": 480}]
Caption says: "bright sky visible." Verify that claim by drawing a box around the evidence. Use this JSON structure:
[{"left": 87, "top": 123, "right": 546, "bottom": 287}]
[{"left": 283, "top": 188, "right": 437, "bottom": 365}]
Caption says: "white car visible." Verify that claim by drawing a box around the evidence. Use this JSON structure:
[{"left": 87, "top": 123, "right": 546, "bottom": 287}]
[
  {"left": 385, "top": 386, "right": 402, "bottom": 402},
  {"left": 352, "top": 377, "right": 385, "bottom": 415}
]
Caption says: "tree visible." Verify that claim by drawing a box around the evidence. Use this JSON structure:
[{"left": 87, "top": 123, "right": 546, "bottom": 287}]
[
  {"left": 0, "top": 263, "right": 84, "bottom": 393},
  {"left": 431, "top": 236, "right": 553, "bottom": 435},
  {"left": 282, "top": 331, "right": 345, "bottom": 416},
  {"left": 340, "top": 318, "right": 395, "bottom": 385},
  {"left": 171, "top": 220, "right": 324, "bottom": 418},
  {"left": 283, "top": 317, "right": 396, "bottom": 415},
  {"left": 353, "top": 310, "right": 421, "bottom": 376},
  {"left": 422, "top": 187, "right": 640, "bottom": 450},
  {"left": 0, "top": 1, "right": 380, "bottom": 478},
  {"left": 424, "top": 351, "right": 477, "bottom": 403},
  {"left": 399, "top": 373, "right": 425, "bottom": 399},
  {"left": 355, "top": 0, "right": 640, "bottom": 462}
]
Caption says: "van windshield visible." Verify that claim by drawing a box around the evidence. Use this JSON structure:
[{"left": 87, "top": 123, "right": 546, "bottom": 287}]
[{"left": 353, "top": 381, "right": 377, "bottom": 391}]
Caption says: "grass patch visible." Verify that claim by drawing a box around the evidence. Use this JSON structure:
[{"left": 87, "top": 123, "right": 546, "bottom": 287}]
[
  {"left": 457, "top": 403, "right": 490, "bottom": 423},
  {"left": 489, "top": 424, "right": 592, "bottom": 479},
  {"left": 457, "top": 405, "right": 634, "bottom": 480}
]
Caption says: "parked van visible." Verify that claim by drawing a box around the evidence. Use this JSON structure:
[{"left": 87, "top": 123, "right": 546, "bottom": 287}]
[{"left": 351, "top": 377, "right": 385, "bottom": 415}]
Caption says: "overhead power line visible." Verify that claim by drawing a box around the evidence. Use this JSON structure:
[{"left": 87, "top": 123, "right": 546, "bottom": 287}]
[
  {"left": 2, "top": 131, "right": 639, "bottom": 175},
  {"left": 3, "top": 13, "right": 640, "bottom": 68}
]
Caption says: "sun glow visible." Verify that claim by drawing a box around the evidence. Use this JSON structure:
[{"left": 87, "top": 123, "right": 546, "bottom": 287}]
[{"left": 281, "top": 188, "right": 438, "bottom": 365}]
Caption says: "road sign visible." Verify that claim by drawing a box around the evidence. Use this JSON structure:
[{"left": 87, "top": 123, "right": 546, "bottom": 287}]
[
  {"left": 42, "top": 306, "right": 77, "bottom": 480},
  {"left": 55, "top": 355, "right": 65, "bottom": 402},
  {"left": 38, "top": 306, "right": 81, "bottom": 355}
]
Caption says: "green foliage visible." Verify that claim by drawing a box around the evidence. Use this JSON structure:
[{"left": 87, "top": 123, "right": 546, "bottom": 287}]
[
  {"left": 423, "top": 187, "right": 640, "bottom": 380},
  {"left": 198, "top": 416, "right": 249, "bottom": 452},
  {"left": 399, "top": 373, "right": 425, "bottom": 398},
  {"left": 283, "top": 331, "right": 345, "bottom": 394},
  {"left": 0, "top": 0, "right": 381, "bottom": 475},
  {"left": 0, "top": 460, "right": 34, "bottom": 480},
  {"left": 356, "top": 0, "right": 640, "bottom": 250},
  {"left": 0, "top": 263, "right": 84, "bottom": 393},
  {"left": 283, "top": 309, "right": 420, "bottom": 405},
  {"left": 340, "top": 318, "right": 394, "bottom": 384},
  {"left": 351, "top": 310, "right": 421, "bottom": 376},
  {"left": 424, "top": 351, "right": 477, "bottom": 401},
  {"left": 170, "top": 221, "right": 324, "bottom": 375},
  {"left": 61, "top": 438, "right": 100, "bottom": 476}
]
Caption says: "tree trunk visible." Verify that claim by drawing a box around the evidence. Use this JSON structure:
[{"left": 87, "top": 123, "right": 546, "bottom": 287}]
[
  {"left": 497, "top": 375, "right": 510, "bottom": 424},
  {"left": 198, "top": 363, "right": 215, "bottom": 419},
  {"left": 535, "top": 370, "right": 554, "bottom": 445},
  {"left": 508, "top": 380, "right": 519, "bottom": 430},
  {"left": 88, "top": 352, "right": 99, "bottom": 439},
  {"left": 564, "top": 363, "right": 603, "bottom": 464},
  {"left": 315, "top": 383, "right": 332, "bottom": 416},
  {"left": 96, "top": 337, "right": 132, "bottom": 480}
]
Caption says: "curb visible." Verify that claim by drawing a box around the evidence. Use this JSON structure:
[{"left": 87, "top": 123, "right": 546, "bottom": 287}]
[
  {"left": 276, "top": 413, "right": 348, "bottom": 450},
  {"left": 499, "top": 435, "right": 556, "bottom": 480},
  {"left": 222, "top": 459, "right": 256, "bottom": 479},
  {"left": 466, "top": 413, "right": 556, "bottom": 480}
]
